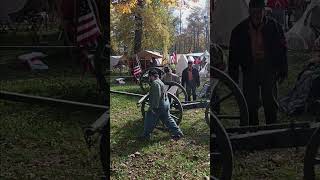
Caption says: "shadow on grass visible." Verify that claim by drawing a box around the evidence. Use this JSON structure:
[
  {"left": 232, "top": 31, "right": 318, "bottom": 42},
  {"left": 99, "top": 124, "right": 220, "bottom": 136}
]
[
  {"left": 111, "top": 118, "right": 173, "bottom": 157},
  {"left": 181, "top": 123, "right": 210, "bottom": 146},
  {"left": 111, "top": 116, "right": 210, "bottom": 158}
]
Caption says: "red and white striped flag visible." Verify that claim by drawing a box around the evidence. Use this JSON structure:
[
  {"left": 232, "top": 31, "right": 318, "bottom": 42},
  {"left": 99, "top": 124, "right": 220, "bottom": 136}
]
[
  {"left": 77, "top": 0, "right": 101, "bottom": 47},
  {"left": 133, "top": 55, "right": 142, "bottom": 77},
  {"left": 172, "top": 52, "right": 177, "bottom": 64}
]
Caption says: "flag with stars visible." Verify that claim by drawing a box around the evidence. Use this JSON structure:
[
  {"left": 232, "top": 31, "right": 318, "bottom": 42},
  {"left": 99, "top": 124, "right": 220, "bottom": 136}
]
[{"left": 77, "top": 0, "right": 101, "bottom": 47}]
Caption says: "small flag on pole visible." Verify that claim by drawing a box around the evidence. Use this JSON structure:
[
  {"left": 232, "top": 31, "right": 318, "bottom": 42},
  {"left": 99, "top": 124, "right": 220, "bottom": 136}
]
[
  {"left": 77, "top": 0, "right": 102, "bottom": 47},
  {"left": 133, "top": 55, "right": 142, "bottom": 77},
  {"left": 172, "top": 52, "right": 177, "bottom": 64}
]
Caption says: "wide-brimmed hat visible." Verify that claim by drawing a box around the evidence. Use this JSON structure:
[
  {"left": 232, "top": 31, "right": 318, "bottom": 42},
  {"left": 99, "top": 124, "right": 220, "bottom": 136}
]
[{"left": 149, "top": 70, "right": 159, "bottom": 77}]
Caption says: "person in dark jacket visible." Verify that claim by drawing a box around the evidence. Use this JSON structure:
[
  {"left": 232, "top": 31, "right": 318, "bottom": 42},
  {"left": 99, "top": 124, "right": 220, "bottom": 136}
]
[
  {"left": 181, "top": 61, "right": 200, "bottom": 101},
  {"left": 228, "top": 0, "right": 288, "bottom": 125}
]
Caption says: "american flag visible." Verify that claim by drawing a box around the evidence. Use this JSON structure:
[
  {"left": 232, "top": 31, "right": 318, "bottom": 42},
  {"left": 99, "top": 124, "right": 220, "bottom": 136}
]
[
  {"left": 172, "top": 52, "right": 177, "bottom": 64},
  {"left": 133, "top": 55, "right": 142, "bottom": 77},
  {"left": 77, "top": 0, "right": 101, "bottom": 47}
]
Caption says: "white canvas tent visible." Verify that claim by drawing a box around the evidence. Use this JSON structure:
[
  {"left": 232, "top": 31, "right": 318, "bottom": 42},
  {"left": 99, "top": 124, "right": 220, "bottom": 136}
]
[
  {"left": 110, "top": 56, "right": 121, "bottom": 69},
  {"left": 199, "top": 62, "right": 210, "bottom": 78},
  {"left": 186, "top": 52, "right": 203, "bottom": 57},
  {"left": 176, "top": 55, "right": 189, "bottom": 77},
  {"left": 187, "top": 56, "right": 195, "bottom": 62},
  {"left": 286, "top": 0, "right": 320, "bottom": 50},
  {"left": 212, "top": 0, "right": 249, "bottom": 46},
  {"left": 201, "top": 50, "right": 210, "bottom": 62}
]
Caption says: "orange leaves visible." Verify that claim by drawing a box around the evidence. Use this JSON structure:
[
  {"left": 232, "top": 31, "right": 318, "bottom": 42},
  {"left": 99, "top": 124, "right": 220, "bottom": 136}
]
[
  {"left": 113, "top": 0, "right": 138, "bottom": 14},
  {"left": 160, "top": 0, "right": 177, "bottom": 6},
  {"left": 113, "top": 0, "right": 177, "bottom": 14}
]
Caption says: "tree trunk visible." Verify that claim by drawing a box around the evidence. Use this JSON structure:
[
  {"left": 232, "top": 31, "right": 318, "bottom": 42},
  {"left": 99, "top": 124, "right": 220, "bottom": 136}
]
[
  {"left": 193, "top": 30, "right": 196, "bottom": 52},
  {"left": 134, "top": 0, "right": 144, "bottom": 54},
  {"left": 197, "top": 27, "right": 200, "bottom": 51}
]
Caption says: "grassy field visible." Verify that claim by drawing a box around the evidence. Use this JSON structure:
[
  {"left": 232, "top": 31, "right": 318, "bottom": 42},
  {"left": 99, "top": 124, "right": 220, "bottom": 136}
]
[
  {"left": 0, "top": 50, "right": 106, "bottom": 179},
  {"left": 230, "top": 51, "right": 319, "bottom": 180},
  {"left": 1, "top": 47, "right": 319, "bottom": 179},
  {"left": 110, "top": 83, "right": 210, "bottom": 179}
]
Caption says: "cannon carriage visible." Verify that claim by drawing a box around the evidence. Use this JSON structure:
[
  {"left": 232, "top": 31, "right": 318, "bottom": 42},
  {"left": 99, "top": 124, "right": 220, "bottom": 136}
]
[{"left": 210, "top": 63, "right": 320, "bottom": 179}]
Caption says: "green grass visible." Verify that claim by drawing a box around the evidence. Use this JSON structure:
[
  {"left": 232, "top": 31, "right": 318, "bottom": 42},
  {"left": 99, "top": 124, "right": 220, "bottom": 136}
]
[
  {"left": 1, "top": 47, "right": 318, "bottom": 179},
  {"left": 0, "top": 52, "right": 106, "bottom": 179},
  {"left": 110, "top": 84, "right": 210, "bottom": 179},
  {"left": 230, "top": 51, "right": 319, "bottom": 179}
]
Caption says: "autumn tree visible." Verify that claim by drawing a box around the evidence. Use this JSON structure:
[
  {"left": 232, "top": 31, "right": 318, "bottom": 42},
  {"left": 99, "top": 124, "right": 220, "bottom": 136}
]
[
  {"left": 111, "top": 0, "right": 176, "bottom": 56},
  {"left": 186, "top": 9, "right": 205, "bottom": 52}
]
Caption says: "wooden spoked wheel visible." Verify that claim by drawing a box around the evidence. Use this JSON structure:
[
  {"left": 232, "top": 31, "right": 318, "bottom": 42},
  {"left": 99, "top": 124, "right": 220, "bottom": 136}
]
[
  {"left": 205, "top": 66, "right": 249, "bottom": 127},
  {"left": 211, "top": 112, "right": 233, "bottom": 180},
  {"left": 139, "top": 67, "right": 165, "bottom": 93},
  {"left": 141, "top": 92, "right": 183, "bottom": 130},
  {"left": 304, "top": 126, "right": 320, "bottom": 180},
  {"left": 163, "top": 81, "right": 188, "bottom": 102}
]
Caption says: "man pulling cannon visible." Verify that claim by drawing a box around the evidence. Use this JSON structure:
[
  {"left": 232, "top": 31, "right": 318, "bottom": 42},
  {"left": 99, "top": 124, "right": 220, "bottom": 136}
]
[{"left": 139, "top": 70, "right": 184, "bottom": 140}]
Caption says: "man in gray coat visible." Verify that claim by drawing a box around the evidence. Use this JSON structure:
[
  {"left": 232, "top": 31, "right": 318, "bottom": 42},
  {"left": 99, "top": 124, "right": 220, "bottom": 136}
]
[{"left": 140, "top": 70, "right": 184, "bottom": 140}]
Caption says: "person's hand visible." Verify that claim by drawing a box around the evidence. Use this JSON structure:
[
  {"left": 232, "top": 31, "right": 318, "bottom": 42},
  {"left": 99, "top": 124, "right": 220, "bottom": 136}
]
[{"left": 152, "top": 108, "right": 159, "bottom": 114}]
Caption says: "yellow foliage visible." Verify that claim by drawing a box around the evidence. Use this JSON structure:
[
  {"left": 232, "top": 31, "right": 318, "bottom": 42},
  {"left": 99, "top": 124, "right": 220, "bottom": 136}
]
[
  {"left": 160, "top": 0, "right": 177, "bottom": 6},
  {"left": 113, "top": 0, "right": 176, "bottom": 14},
  {"left": 145, "top": 0, "right": 152, "bottom": 4}
]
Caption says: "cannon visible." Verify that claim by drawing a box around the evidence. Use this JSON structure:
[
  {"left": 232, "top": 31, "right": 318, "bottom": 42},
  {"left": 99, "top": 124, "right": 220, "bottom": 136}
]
[
  {"left": 138, "top": 67, "right": 189, "bottom": 102},
  {"left": 210, "top": 64, "right": 320, "bottom": 179}
]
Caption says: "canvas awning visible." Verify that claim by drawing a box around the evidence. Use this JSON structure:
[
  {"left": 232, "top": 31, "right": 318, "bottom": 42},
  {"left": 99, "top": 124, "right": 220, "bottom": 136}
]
[
  {"left": 186, "top": 52, "right": 204, "bottom": 57},
  {"left": 137, "top": 50, "right": 162, "bottom": 59}
]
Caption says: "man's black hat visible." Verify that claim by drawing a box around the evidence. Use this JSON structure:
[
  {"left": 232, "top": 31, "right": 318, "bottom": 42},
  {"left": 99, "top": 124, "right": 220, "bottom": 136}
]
[
  {"left": 249, "top": 0, "right": 266, "bottom": 8},
  {"left": 164, "top": 66, "right": 170, "bottom": 73},
  {"left": 149, "top": 70, "right": 159, "bottom": 77}
]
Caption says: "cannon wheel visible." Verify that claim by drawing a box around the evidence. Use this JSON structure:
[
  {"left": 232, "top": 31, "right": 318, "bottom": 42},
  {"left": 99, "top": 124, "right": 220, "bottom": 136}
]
[
  {"left": 141, "top": 92, "right": 183, "bottom": 130},
  {"left": 163, "top": 81, "right": 188, "bottom": 102},
  {"left": 304, "top": 126, "right": 320, "bottom": 180},
  {"left": 211, "top": 112, "right": 233, "bottom": 180},
  {"left": 205, "top": 66, "right": 249, "bottom": 127},
  {"left": 139, "top": 67, "right": 165, "bottom": 93}
]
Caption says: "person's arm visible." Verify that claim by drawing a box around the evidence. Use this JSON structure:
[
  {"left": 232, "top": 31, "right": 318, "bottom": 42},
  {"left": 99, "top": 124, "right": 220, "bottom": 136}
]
[
  {"left": 150, "top": 82, "right": 161, "bottom": 111},
  {"left": 275, "top": 21, "right": 288, "bottom": 83},
  {"left": 228, "top": 29, "right": 240, "bottom": 84},
  {"left": 174, "top": 74, "right": 181, "bottom": 84},
  {"left": 195, "top": 69, "right": 200, "bottom": 87},
  {"left": 181, "top": 70, "right": 186, "bottom": 87}
]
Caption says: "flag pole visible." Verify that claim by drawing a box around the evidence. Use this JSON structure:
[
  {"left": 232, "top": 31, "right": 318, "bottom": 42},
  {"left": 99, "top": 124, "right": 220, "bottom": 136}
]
[
  {"left": 180, "top": 0, "right": 182, "bottom": 35},
  {"left": 179, "top": 0, "right": 182, "bottom": 53}
]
